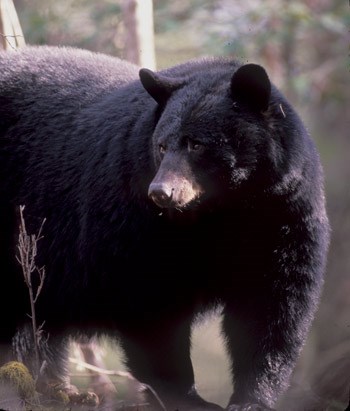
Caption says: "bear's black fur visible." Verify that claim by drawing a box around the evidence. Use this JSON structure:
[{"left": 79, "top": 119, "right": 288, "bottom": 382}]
[{"left": 0, "top": 46, "right": 329, "bottom": 410}]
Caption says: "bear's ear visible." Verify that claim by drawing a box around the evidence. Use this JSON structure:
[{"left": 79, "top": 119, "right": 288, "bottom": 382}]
[
  {"left": 230, "top": 64, "right": 271, "bottom": 113},
  {"left": 139, "top": 68, "right": 183, "bottom": 106}
]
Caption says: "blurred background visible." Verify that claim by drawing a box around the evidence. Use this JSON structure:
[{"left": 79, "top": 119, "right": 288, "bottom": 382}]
[{"left": 5, "top": 0, "right": 350, "bottom": 409}]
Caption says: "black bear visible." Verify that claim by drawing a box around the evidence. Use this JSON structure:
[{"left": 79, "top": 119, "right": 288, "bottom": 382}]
[{"left": 0, "top": 46, "right": 329, "bottom": 410}]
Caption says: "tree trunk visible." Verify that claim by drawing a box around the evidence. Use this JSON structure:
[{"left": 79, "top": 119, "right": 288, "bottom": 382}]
[
  {"left": 0, "top": 0, "right": 25, "bottom": 50},
  {"left": 122, "top": 0, "right": 156, "bottom": 70}
]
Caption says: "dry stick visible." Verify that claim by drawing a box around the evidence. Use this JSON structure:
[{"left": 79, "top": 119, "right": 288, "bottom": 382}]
[
  {"left": 69, "top": 356, "right": 167, "bottom": 411},
  {"left": 16, "top": 205, "right": 46, "bottom": 379}
]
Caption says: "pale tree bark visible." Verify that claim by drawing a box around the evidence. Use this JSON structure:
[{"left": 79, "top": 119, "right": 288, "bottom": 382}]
[
  {"left": 0, "top": 0, "right": 25, "bottom": 50},
  {"left": 122, "top": 0, "right": 156, "bottom": 70}
]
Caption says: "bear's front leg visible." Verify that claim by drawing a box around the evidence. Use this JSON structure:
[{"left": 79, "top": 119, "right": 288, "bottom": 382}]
[
  {"left": 222, "top": 286, "right": 316, "bottom": 411},
  {"left": 122, "top": 316, "right": 223, "bottom": 411},
  {"left": 226, "top": 405, "right": 274, "bottom": 411},
  {"left": 220, "top": 210, "right": 328, "bottom": 411}
]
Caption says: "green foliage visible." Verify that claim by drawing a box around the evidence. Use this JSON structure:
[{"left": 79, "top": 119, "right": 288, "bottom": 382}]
[
  {"left": 16, "top": 0, "right": 347, "bottom": 122},
  {"left": 15, "top": 0, "right": 123, "bottom": 55}
]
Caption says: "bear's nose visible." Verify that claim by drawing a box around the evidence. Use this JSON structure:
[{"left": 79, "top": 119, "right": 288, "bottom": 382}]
[{"left": 148, "top": 183, "right": 173, "bottom": 208}]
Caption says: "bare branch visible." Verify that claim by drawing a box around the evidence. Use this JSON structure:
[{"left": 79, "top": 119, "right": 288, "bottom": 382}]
[
  {"left": 33, "top": 266, "right": 46, "bottom": 303},
  {"left": 16, "top": 205, "right": 47, "bottom": 379},
  {"left": 69, "top": 356, "right": 167, "bottom": 411}
]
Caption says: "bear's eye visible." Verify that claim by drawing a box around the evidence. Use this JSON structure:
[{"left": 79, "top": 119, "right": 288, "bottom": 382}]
[
  {"left": 159, "top": 144, "right": 166, "bottom": 155},
  {"left": 187, "top": 139, "right": 203, "bottom": 152}
]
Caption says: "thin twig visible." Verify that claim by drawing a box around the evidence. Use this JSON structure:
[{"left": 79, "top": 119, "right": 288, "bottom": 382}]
[
  {"left": 142, "top": 384, "right": 167, "bottom": 411},
  {"left": 0, "top": 33, "right": 22, "bottom": 50},
  {"left": 69, "top": 357, "right": 167, "bottom": 411},
  {"left": 69, "top": 356, "right": 136, "bottom": 378},
  {"left": 16, "top": 205, "right": 46, "bottom": 379}
]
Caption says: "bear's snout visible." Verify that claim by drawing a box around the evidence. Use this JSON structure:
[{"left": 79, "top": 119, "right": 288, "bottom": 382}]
[{"left": 148, "top": 182, "right": 174, "bottom": 208}]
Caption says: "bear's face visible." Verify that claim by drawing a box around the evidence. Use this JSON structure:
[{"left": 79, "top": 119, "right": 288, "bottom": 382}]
[{"left": 140, "top": 63, "right": 272, "bottom": 210}]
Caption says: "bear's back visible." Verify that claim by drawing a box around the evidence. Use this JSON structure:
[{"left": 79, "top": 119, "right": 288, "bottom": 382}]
[
  {"left": 0, "top": 46, "right": 139, "bottom": 118},
  {"left": 0, "top": 47, "right": 143, "bottom": 235}
]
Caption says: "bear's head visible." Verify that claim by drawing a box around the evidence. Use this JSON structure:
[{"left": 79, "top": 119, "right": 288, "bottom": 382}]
[{"left": 140, "top": 62, "right": 279, "bottom": 211}]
